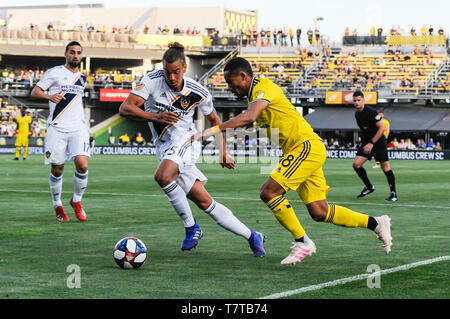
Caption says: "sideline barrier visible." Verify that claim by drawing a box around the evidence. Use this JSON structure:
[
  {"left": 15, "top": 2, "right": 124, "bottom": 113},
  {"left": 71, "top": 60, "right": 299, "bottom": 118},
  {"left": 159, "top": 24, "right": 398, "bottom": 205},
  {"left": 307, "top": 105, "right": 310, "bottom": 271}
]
[{"left": 1, "top": 145, "right": 449, "bottom": 160}]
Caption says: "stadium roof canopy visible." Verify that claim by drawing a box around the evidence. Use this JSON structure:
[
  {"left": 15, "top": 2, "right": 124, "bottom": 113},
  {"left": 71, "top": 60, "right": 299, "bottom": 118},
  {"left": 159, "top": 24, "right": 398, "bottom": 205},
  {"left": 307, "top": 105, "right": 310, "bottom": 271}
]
[{"left": 303, "top": 106, "right": 450, "bottom": 132}]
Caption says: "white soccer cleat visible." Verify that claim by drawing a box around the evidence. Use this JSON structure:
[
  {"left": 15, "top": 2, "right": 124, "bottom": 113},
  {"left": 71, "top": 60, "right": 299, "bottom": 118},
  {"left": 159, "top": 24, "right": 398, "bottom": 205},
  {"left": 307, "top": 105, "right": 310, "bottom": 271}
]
[
  {"left": 280, "top": 240, "right": 316, "bottom": 265},
  {"left": 374, "top": 215, "right": 393, "bottom": 254}
]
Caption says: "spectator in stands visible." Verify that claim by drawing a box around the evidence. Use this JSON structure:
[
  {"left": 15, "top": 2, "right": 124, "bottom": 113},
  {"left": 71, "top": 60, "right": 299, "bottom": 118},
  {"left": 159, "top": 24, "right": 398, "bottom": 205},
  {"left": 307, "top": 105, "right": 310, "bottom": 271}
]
[
  {"left": 435, "top": 142, "right": 441, "bottom": 150},
  {"left": 387, "top": 140, "right": 395, "bottom": 149},
  {"left": 421, "top": 25, "right": 428, "bottom": 35},
  {"left": 397, "top": 139, "right": 407, "bottom": 150},
  {"left": 273, "top": 28, "right": 278, "bottom": 45},
  {"left": 377, "top": 27, "right": 383, "bottom": 36},
  {"left": 406, "top": 138, "right": 416, "bottom": 150},
  {"left": 119, "top": 132, "right": 131, "bottom": 145},
  {"left": 133, "top": 132, "right": 145, "bottom": 146},
  {"left": 289, "top": 27, "right": 294, "bottom": 46},
  {"left": 108, "top": 133, "right": 116, "bottom": 145},
  {"left": 296, "top": 26, "right": 301, "bottom": 46},
  {"left": 410, "top": 27, "right": 417, "bottom": 36},
  {"left": 355, "top": 136, "right": 362, "bottom": 149},
  {"left": 307, "top": 28, "right": 313, "bottom": 44},
  {"left": 428, "top": 25, "right": 434, "bottom": 35},
  {"left": 438, "top": 27, "right": 444, "bottom": 36},
  {"left": 314, "top": 28, "right": 320, "bottom": 44},
  {"left": 416, "top": 138, "right": 426, "bottom": 149},
  {"left": 391, "top": 138, "right": 399, "bottom": 149},
  {"left": 426, "top": 138, "right": 436, "bottom": 149}
]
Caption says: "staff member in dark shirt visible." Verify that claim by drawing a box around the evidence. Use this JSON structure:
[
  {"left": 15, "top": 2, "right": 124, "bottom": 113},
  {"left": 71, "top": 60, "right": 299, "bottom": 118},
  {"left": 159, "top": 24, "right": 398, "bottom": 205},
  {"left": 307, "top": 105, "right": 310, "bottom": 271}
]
[{"left": 352, "top": 91, "right": 398, "bottom": 202}]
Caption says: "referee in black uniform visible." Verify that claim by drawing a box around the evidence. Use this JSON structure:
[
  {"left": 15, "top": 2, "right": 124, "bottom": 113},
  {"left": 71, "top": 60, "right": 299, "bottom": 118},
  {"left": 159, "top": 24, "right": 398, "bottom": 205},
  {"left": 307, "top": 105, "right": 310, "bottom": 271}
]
[{"left": 351, "top": 91, "right": 398, "bottom": 201}]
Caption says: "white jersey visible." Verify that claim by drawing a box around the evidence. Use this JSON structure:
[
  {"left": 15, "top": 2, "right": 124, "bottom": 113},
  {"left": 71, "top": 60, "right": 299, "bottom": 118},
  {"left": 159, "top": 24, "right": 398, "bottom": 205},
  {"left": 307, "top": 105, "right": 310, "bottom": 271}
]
[
  {"left": 130, "top": 69, "right": 214, "bottom": 145},
  {"left": 37, "top": 65, "right": 87, "bottom": 133}
]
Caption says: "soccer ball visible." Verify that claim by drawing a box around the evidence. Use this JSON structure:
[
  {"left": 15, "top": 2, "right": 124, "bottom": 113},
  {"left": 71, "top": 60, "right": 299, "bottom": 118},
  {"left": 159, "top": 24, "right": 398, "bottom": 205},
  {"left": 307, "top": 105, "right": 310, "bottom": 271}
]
[{"left": 113, "top": 236, "right": 147, "bottom": 269}]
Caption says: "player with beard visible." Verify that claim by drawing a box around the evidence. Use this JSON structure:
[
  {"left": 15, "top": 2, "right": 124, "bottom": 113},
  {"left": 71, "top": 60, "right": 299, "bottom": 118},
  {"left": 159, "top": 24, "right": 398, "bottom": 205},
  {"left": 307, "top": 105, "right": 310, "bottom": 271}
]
[
  {"left": 31, "top": 41, "right": 90, "bottom": 222},
  {"left": 190, "top": 57, "right": 393, "bottom": 265}
]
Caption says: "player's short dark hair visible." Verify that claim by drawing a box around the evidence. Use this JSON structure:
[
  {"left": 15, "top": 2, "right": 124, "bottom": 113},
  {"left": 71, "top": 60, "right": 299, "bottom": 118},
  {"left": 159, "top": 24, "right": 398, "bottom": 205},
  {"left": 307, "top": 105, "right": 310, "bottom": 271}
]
[
  {"left": 65, "top": 41, "right": 82, "bottom": 52},
  {"left": 353, "top": 90, "right": 364, "bottom": 98},
  {"left": 224, "top": 57, "right": 254, "bottom": 77},
  {"left": 163, "top": 42, "right": 186, "bottom": 64}
]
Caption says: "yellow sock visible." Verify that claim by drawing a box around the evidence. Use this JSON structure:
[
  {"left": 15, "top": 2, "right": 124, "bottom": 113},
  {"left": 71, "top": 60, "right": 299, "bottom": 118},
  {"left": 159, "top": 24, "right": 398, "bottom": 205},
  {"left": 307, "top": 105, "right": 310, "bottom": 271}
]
[
  {"left": 267, "top": 195, "right": 306, "bottom": 239},
  {"left": 23, "top": 146, "right": 28, "bottom": 159},
  {"left": 325, "top": 204, "right": 369, "bottom": 228},
  {"left": 15, "top": 147, "right": 20, "bottom": 158}
]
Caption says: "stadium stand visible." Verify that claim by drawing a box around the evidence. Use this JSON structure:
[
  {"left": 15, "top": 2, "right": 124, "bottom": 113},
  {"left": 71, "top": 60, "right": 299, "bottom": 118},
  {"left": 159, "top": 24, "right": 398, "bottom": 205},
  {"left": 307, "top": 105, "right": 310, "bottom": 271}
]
[{"left": 204, "top": 49, "right": 322, "bottom": 94}]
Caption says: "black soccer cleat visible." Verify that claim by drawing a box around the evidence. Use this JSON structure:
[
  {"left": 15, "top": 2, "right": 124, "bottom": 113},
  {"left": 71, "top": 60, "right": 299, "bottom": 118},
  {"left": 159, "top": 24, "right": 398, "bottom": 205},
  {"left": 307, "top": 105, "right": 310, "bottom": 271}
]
[
  {"left": 357, "top": 186, "right": 376, "bottom": 198},
  {"left": 385, "top": 192, "right": 398, "bottom": 202}
]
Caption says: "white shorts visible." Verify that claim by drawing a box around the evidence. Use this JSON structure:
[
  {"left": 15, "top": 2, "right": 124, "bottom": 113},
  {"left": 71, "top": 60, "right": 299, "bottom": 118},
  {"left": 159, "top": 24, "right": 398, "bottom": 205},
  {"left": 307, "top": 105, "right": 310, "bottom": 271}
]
[
  {"left": 44, "top": 126, "right": 91, "bottom": 165},
  {"left": 156, "top": 139, "right": 207, "bottom": 194}
]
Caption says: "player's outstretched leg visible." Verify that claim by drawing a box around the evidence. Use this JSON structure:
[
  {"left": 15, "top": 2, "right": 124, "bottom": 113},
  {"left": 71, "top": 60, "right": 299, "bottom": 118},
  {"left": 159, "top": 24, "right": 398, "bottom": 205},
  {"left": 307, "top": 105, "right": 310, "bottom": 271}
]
[{"left": 203, "top": 199, "right": 266, "bottom": 257}]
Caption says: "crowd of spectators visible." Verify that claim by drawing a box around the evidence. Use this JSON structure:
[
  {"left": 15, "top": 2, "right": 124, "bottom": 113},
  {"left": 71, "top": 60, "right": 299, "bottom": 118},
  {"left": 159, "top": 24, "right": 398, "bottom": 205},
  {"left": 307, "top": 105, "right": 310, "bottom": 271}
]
[
  {"left": 27, "top": 23, "right": 324, "bottom": 48},
  {"left": 113, "top": 132, "right": 151, "bottom": 146},
  {"left": 323, "top": 136, "right": 442, "bottom": 151},
  {"left": 0, "top": 67, "right": 143, "bottom": 91},
  {"left": 344, "top": 25, "right": 445, "bottom": 37},
  {"left": 313, "top": 45, "right": 442, "bottom": 92},
  {"left": 0, "top": 69, "right": 44, "bottom": 90},
  {"left": 0, "top": 101, "right": 46, "bottom": 137}
]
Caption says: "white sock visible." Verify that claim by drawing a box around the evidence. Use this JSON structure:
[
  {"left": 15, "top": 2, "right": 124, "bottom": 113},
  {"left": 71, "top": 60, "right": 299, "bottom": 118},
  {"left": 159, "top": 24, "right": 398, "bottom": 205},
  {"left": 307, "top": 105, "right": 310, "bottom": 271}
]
[
  {"left": 205, "top": 200, "right": 252, "bottom": 239},
  {"left": 73, "top": 170, "right": 88, "bottom": 202},
  {"left": 162, "top": 181, "right": 195, "bottom": 228},
  {"left": 49, "top": 173, "right": 63, "bottom": 208}
]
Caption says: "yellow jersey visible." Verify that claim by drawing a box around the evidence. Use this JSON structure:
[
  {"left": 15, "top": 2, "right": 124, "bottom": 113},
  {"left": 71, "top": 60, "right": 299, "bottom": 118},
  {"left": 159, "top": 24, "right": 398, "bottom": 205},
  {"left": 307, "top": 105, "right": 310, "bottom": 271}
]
[
  {"left": 248, "top": 77, "right": 321, "bottom": 153},
  {"left": 16, "top": 115, "right": 32, "bottom": 136},
  {"left": 382, "top": 118, "right": 390, "bottom": 137}
]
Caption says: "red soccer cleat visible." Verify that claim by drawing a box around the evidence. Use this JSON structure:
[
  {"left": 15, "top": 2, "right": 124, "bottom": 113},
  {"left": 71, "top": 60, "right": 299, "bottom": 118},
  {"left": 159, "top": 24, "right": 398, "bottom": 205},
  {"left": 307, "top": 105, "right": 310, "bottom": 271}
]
[
  {"left": 70, "top": 198, "right": 87, "bottom": 222},
  {"left": 55, "top": 206, "right": 70, "bottom": 222}
]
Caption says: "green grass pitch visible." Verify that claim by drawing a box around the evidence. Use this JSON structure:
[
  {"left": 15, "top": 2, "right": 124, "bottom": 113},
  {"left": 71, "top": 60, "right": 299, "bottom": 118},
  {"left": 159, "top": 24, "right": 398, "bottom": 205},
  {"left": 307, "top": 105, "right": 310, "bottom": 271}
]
[{"left": 0, "top": 154, "right": 449, "bottom": 299}]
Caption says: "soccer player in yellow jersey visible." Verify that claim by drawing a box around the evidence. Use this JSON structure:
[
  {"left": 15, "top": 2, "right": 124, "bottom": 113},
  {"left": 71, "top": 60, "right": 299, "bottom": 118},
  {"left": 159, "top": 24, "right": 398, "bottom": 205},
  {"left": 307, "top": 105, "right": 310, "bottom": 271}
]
[
  {"left": 373, "top": 112, "right": 390, "bottom": 168},
  {"left": 192, "top": 57, "right": 393, "bottom": 265},
  {"left": 13, "top": 109, "right": 32, "bottom": 160}
]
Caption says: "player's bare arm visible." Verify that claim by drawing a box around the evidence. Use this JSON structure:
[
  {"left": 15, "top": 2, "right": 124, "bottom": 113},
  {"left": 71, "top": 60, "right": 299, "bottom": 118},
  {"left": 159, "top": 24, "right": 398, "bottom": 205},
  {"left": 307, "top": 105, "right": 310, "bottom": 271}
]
[
  {"left": 205, "top": 110, "right": 235, "bottom": 169},
  {"left": 119, "top": 93, "right": 179, "bottom": 125},
  {"left": 30, "top": 86, "right": 66, "bottom": 104},
  {"left": 364, "top": 120, "right": 386, "bottom": 154},
  {"left": 193, "top": 100, "right": 268, "bottom": 141}
]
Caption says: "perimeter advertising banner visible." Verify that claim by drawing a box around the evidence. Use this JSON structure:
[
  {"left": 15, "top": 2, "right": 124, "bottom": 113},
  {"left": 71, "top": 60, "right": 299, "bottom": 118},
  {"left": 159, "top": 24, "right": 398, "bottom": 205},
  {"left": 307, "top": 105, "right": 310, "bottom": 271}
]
[
  {"left": 326, "top": 91, "right": 377, "bottom": 104},
  {"left": 99, "top": 89, "right": 132, "bottom": 102},
  {"left": 1, "top": 146, "right": 448, "bottom": 160}
]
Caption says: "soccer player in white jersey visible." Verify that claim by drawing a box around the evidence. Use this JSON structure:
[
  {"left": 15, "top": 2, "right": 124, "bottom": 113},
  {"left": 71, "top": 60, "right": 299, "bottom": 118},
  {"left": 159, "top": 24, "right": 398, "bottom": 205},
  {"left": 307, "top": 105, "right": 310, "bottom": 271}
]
[
  {"left": 119, "top": 42, "right": 265, "bottom": 256},
  {"left": 31, "top": 41, "right": 89, "bottom": 222}
]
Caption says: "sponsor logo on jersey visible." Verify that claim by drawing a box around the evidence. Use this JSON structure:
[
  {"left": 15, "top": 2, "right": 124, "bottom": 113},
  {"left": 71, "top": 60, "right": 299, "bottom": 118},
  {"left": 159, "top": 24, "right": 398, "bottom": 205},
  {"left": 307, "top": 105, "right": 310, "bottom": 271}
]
[{"left": 256, "top": 90, "right": 265, "bottom": 99}]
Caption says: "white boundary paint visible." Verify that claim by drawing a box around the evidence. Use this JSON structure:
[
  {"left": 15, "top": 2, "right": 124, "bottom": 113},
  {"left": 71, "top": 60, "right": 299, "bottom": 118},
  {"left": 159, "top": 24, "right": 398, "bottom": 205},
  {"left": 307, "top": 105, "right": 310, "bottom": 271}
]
[{"left": 258, "top": 256, "right": 450, "bottom": 299}]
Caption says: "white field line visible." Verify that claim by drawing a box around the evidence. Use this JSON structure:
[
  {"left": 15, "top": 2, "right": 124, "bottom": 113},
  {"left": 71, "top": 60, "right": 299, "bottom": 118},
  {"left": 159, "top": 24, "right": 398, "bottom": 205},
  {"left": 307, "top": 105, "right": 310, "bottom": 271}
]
[
  {"left": 259, "top": 255, "right": 450, "bottom": 299},
  {"left": 0, "top": 188, "right": 449, "bottom": 210}
]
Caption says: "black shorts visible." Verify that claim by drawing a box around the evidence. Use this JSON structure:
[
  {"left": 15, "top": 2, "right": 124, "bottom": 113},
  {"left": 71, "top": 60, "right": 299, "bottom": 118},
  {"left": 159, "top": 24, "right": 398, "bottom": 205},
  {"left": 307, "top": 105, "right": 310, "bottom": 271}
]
[{"left": 357, "top": 140, "right": 389, "bottom": 162}]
